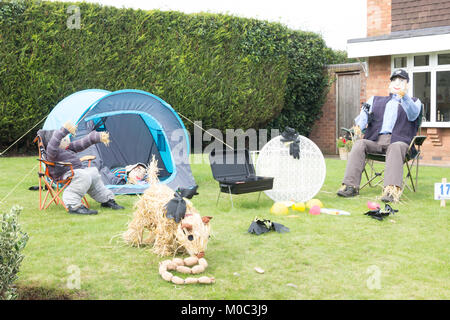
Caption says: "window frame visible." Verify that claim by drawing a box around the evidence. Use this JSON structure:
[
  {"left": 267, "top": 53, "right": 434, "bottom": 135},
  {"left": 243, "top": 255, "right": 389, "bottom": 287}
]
[{"left": 391, "top": 51, "right": 450, "bottom": 128}]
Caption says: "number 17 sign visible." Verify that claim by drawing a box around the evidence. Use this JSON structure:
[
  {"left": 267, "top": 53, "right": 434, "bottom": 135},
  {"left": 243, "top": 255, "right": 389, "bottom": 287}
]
[{"left": 435, "top": 178, "right": 449, "bottom": 207}]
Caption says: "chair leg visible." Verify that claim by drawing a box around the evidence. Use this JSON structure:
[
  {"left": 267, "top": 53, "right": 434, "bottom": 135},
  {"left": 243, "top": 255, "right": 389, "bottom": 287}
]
[
  {"left": 404, "top": 160, "right": 416, "bottom": 192},
  {"left": 361, "top": 160, "right": 384, "bottom": 190},
  {"left": 415, "top": 157, "right": 420, "bottom": 192},
  {"left": 38, "top": 176, "right": 43, "bottom": 210},
  {"left": 45, "top": 183, "right": 69, "bottom": 210},
  {"left": 41, "top": 180, "right": 55, "bottom": 210},
  {"left": 40, "top": 178, "right": 70, "bottom": 211},
  {"left": 360, "top": 165, "right": 371, "bottom": 190},
  {"left": 82, "top": 197, "right": 90, "bottom": 208}
]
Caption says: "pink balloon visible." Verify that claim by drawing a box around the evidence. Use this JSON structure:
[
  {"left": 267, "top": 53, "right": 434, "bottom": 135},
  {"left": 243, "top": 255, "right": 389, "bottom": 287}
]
[
  {"left": 367, "top": 201, "right": 380, "bottom": 210},
  {"left": 309, "top": 205, "right": 321, "bottom": 215}
]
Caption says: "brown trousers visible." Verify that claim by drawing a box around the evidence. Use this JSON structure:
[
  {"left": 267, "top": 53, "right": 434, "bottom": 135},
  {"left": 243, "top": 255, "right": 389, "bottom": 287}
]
[{"left": 342, "top": 134, "right": 408, "bottom": 188}]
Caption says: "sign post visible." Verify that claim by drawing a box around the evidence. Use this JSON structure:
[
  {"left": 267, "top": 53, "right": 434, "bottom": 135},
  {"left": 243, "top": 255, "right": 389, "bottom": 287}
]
[{"left": 435, "top": 178, "right": 449, "bottom": 207}]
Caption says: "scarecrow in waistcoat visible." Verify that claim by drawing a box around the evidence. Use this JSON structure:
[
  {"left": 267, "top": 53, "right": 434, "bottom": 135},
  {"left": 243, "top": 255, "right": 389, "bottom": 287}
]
[{"left": 337, "top": 69, "right": 422, "bottom": 203}]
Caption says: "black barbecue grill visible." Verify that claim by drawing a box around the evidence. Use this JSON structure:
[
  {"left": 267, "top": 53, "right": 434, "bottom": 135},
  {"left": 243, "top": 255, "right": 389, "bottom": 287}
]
[{"left": 209, "top": 149, "right": 274, "bottom": 207}]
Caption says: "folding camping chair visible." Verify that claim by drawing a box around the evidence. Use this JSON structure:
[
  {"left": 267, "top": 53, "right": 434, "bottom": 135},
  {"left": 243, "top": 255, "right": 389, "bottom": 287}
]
[
  {"left": 360, "top": 105, "right": 426, "bottom": 192},
  {"left": 34, "top": 130, "right": 93, "bottom": 211}
]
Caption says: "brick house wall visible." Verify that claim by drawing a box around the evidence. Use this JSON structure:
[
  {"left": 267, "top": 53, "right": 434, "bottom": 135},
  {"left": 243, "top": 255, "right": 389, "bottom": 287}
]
[
  {"left": 366, "top": 0, "right": 393, "bottom": 99},
  {"left": 367, "top": 0, "right": 392, "bottom": 36},
  {"left": 366, "top": 56, "right": 392, "bottom": 98},
  {"left": 422, "top": 129, "right": 450, "bottom": 164},
  {"left": 392, "top": 0, "right": 450, "bottom": 31},
  {"left": 309, "top": 72, "right": 337, "bottom": 154}
]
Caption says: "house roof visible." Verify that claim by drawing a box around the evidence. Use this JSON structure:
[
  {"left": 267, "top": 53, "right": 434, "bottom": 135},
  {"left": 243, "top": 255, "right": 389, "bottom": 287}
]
[
  {"left": 348, "top": 26, "right": 450, "bottom": 43},
  {"left": 347, "top": 26, "right": 450, "bottom": 58}
]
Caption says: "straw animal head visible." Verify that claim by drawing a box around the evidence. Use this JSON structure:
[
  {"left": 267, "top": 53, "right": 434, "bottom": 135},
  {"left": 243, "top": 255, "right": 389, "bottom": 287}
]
[
  {"left": 175, "top": 201, "right": 212, "bottom": 258},
  {"left": 123, "top": 156, "right": 213, "bottom": 257}
]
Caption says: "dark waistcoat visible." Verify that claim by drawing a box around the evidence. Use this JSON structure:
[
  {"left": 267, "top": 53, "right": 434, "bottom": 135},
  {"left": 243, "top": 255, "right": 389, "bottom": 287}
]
[{"left": 364, "top": 94, "right": 419, "bottom": 146}]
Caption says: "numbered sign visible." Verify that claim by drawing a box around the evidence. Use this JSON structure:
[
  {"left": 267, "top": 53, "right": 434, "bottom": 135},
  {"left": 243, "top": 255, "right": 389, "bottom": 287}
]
[{"left": 435, "top": 182, "right": 450, "bottom": 200}]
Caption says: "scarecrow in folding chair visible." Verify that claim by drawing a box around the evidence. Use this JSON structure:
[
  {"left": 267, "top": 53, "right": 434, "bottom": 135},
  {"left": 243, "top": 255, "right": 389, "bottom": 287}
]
[
  {"left": 337, "top": 68, "right": 426, "bottom": 203},
  {"left": 35, "top": 121, "right": 124, "bottom": 215}
]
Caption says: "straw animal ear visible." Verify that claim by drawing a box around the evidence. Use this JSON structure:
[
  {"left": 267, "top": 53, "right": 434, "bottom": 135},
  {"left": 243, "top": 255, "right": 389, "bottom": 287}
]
[
  {"left": 202, "top": 216, "right": 212, "bottom": 224},
  {"left": 181, "top": 223, "right": 193, "bottom": 231}
]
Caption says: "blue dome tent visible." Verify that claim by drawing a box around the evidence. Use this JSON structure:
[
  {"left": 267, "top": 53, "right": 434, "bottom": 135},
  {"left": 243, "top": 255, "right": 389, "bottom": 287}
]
[{"left": 43, "top": 89, "right": 197, "bottom": 195}]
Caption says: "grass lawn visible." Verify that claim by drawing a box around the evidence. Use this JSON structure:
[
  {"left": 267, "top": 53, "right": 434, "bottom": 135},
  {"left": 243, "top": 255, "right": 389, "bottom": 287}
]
[{"left": 0, "top": 155, "right": 448, "bottom": 300}]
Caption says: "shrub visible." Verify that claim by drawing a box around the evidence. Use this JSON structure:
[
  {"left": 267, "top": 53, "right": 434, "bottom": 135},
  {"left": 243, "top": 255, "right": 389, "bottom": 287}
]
[
  {"left": 0, "top": 206, "right": 29, "bottom": 300},
  {"left": 266, "top": 31, "right": 331, "bottom": 136}
]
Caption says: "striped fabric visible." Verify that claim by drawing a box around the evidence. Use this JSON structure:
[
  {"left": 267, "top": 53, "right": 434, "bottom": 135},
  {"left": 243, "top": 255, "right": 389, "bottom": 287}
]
[{"left": 111, "top": 167, "right": 127, "bottom": 183}]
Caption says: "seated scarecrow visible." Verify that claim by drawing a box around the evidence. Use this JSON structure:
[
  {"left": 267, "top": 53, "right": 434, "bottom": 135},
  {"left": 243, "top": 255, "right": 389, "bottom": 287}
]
[
  {"left": 337, "top": 69, "right": 422, "bottom": 203},
  {"left": 46, "top": 122, "right": 125, "bottom": 215}
]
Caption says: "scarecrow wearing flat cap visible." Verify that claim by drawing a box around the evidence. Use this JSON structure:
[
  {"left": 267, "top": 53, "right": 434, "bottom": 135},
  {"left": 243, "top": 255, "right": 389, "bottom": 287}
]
[{"left": 337, "top": 69, "right": 422, "bottom": 203}]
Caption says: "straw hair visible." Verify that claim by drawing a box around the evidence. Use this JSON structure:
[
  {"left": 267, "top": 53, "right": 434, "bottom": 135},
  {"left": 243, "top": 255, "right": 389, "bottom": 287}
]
[
  {"left": 123, "top": 156, "right": 211, "bottom": 257},
  {"left": 146, "top": 156, "right": 160, "bottom": 185},
  {"left": 382, "top": 185, "right": 402, "bottom": 203}
]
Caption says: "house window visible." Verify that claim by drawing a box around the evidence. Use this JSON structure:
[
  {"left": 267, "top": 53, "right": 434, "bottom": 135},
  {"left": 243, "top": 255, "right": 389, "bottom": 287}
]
[
  {"left": 414, "top": 55, "right": 429, "bottom": 67},
  {"left": 394, "top": 56, "right": 407, "bottom": 68},
  {"left": 438, "top": 53, "right": 450, "bottom": 65},
  {"left": 413, "top": 72, "right": 431, "bottom": 121},
  {"left": 437, "top": 71, "right": 450, "bottom": 122},
  {"left": 392, "top": 51, "right": 450, "bottom": 126}
]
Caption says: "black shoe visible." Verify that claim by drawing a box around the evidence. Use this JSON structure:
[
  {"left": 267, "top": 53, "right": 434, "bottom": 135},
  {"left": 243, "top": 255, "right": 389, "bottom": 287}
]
[
  {"left": 337, "top": 184, "right": 359, "bottom": 197},
  {"left": 101, "top": 199, "right": 124, "bottom": 210},
  {"left": 68, "top": 205, "right": 98, "bottom": 215}
]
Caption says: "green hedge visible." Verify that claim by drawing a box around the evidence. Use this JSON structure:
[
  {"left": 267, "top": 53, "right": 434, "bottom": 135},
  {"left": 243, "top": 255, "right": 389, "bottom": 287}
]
[{"left": 0, "top": 0, "right": 336, "bottom": 152}]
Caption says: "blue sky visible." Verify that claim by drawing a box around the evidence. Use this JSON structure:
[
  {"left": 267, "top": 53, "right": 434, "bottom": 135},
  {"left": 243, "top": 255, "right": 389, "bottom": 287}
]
[{"left": 50, "top": 0, "right": 367, "bottom": 50}]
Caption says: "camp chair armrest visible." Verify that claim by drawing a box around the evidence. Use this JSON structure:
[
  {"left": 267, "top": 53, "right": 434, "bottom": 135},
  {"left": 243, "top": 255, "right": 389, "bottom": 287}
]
[
  {"left": 407, "top": 135, "right": 427, "bottom": 152},
  {"left": 412, "top": 135, "right": 427, "bottom": 146},
  {"left": 37, "top": 159, "right": 74, "bottom": 167},
  {"left": 80, "top": 155, "right": 96, "bottom": 162}
]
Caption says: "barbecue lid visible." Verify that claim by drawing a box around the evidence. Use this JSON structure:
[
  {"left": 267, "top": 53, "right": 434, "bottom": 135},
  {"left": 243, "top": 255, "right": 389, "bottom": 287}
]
[{"left": 209, "top": 149, "right": 256, "bottom": 181}]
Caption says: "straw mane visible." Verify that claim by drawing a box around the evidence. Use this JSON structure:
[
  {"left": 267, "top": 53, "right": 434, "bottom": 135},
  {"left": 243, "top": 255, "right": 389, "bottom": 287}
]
[{"left": 122, "top": 157, "right": 211, "bottom": 257}]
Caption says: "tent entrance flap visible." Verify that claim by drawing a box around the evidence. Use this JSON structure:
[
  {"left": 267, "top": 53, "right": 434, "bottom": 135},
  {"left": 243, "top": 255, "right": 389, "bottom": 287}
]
[{"left": 89, "top": 113, "right": 174, "bottom": 179}]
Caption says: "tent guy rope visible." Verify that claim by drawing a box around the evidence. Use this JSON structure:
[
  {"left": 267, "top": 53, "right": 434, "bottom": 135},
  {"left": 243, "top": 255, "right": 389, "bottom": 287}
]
[
  {"left": 177, "top": 112, "right": 235, "bottom": 151},
  {"left": 0, "top": 115, "right": 48, "bottom": 157}
]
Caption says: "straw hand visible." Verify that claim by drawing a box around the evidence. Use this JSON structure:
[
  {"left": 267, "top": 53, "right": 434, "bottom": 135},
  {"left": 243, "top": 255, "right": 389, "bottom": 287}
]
[
  {"left": 100, "top": 132, "right": 110, "bottom": 146},
  {"left": 63, "top": 121, "right": 77, "bottom": 135}
]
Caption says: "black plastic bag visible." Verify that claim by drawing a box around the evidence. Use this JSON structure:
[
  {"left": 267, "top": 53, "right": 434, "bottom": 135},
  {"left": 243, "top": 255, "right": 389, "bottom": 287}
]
[
  {"left": 248, "top": 217, "right": 289, "bottom": 235},
  {"left": 364, "top": 204, "right": 398, "bottom": 221}
]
